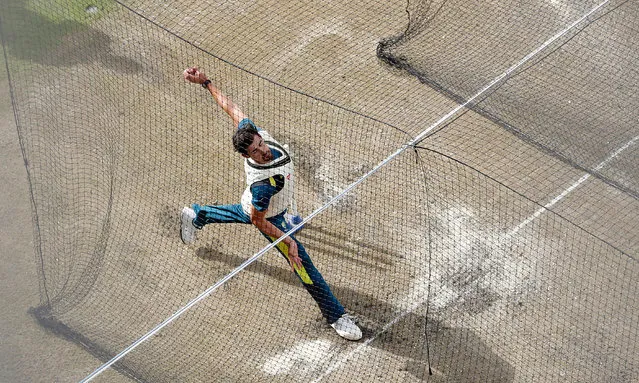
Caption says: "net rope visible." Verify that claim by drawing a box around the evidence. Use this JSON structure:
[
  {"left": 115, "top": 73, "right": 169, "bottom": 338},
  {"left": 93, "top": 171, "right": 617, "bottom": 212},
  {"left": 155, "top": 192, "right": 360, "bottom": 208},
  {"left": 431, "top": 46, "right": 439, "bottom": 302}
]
[
  {"left": 79, "top": 2, "right": 621, "bottom": 379},
  {"left": 1, "top": 0, "right": 637, "bottom": 381}
]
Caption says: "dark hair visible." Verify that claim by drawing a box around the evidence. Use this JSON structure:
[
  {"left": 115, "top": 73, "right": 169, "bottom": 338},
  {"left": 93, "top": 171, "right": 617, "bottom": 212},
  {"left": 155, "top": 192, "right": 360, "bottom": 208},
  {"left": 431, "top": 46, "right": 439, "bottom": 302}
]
[{"left": 232, "top": 123, "right": 259, "bottom": 155}]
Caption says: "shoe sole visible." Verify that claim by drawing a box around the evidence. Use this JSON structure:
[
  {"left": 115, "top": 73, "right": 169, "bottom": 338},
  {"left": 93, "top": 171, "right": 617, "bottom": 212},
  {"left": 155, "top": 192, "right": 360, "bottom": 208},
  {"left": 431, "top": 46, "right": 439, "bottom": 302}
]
[
  {"left": 180, "top": 208, "right": 195, "bottom": 245},
  {"left": 331, "top": 321, "right": 362, "bottom": 341}
]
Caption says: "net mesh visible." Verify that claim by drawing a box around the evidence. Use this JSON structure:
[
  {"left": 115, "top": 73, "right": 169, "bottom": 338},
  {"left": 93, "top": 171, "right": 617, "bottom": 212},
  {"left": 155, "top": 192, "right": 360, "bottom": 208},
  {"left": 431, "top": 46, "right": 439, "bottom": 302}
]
[
  {"left": 378, "top": 0, "right": 639, "bottom": 198},
  {"left": 1, "top": 0, "right": 637, "bottom": 382}
]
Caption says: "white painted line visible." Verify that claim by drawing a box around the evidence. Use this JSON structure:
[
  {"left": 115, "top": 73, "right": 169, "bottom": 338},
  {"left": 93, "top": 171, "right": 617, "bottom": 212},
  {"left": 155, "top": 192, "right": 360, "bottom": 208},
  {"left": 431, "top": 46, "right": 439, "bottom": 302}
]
[
  {"left": 262, "top": 339, "right": 333, "bottom": 376},
  {"left": 508, "top": 134, "right": 638, "bottom": 236},
  {"left": 80, "top": 0, "right": 622, "bottom": 381},
  {"left": 312, "top": 136, "right": 638, "bottom": 383},
  {"left": 311, "top": 299, "right": 426, "bottom": 383},
  {"left": 311, "top": 2, "right": 617, "bottom": 381}
]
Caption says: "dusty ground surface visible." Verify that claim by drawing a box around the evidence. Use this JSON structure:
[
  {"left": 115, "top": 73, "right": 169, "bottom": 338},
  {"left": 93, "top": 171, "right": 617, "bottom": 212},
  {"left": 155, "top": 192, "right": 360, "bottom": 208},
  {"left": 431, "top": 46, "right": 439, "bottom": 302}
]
[
  {"left": 0, "top": 55, "right": 127, "bottom": 382},
  {"left": 1, "top": 0, "right": 637, "bottom": 382}
]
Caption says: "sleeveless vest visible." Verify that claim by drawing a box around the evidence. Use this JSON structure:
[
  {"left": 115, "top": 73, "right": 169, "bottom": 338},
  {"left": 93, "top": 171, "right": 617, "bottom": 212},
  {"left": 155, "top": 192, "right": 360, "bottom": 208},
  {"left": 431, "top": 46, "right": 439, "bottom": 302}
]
[{"left": 240, "top": 135, "right": 295, "bottom": 218}]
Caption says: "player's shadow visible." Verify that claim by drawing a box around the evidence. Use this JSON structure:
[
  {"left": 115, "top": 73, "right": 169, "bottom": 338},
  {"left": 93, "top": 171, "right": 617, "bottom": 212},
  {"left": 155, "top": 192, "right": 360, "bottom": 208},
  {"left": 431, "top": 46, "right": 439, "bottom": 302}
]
[
  {"left": 195, "top": 244, "right": 515, "bottom": 382},
  {"left": 295, "top": 223, "right": 402, "bottom": 269},
  {"left": 370, "top": 313, "right": 515, "bottom": 382}
]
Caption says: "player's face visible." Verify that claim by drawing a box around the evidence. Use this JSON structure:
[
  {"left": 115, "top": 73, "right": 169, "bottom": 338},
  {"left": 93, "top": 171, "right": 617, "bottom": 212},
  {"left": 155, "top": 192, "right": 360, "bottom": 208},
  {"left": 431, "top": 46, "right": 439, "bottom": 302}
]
[{"left": 244, "top": 134, "right": 273, "bottom": 164}]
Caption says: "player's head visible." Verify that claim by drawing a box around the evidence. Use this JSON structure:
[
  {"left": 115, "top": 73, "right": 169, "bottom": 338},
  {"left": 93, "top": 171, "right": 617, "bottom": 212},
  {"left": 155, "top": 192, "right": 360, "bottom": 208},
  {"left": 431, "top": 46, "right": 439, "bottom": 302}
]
[{"left": 232, "top": 123, "right": 273, "bottom": 164}]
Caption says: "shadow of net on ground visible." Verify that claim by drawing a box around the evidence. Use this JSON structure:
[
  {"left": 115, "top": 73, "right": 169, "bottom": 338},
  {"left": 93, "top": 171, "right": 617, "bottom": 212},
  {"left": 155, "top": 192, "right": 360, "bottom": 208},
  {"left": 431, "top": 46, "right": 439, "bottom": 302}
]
[{"left": 196, "top": 239, "right": 515, "bottom": 383}]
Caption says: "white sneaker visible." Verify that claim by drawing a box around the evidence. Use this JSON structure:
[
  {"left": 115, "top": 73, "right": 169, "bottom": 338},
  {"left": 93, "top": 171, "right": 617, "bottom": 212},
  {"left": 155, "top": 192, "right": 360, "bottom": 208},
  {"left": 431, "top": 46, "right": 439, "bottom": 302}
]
[
  {"left": 180, "top": 207, "right": 197, "bottom": 245},
  {"left": 331, "top": 314, "right": 362, "bottom": 341}
]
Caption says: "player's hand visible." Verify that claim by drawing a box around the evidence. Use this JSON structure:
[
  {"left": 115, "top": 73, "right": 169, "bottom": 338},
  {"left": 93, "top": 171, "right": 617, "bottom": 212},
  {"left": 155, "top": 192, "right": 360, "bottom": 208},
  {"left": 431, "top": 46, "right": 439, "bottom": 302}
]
[
  {"left": 286, "top": 240, "right": 303, "bottom": 272},
  {"left": 183, "top": 66, "right": 208, "bottom": 85}
]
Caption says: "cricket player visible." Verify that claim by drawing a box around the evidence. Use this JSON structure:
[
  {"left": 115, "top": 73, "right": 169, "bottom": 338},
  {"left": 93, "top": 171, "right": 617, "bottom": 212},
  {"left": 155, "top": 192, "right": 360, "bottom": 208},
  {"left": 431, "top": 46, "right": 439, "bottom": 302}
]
[{"left": 180, "top": 67, "right": 362, "bottom": 341}]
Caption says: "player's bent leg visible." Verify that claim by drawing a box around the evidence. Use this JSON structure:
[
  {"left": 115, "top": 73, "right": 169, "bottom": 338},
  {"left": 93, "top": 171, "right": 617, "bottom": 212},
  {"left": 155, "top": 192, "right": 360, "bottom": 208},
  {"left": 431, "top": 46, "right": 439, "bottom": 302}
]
[
  {"left": 292, "top": 240, "right": 344, "bottom": 321},
  {"left": 293, "top": 241, "right": 362, "bottom": 341},
  {"left": 263, "top": 213, "right": 362, "bottom": 341},
  {"left": 180, "top": 203, "right": 251, "bottom": 245},
  {"left": 192, "top": 203, "right": 251, "bottom": 226}
]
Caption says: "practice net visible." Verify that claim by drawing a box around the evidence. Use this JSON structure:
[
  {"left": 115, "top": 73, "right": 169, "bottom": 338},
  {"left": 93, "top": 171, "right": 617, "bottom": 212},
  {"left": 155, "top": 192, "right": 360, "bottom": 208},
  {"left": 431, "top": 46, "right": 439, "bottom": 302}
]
[{"left": 1, "top": 0, "right": 637, "bottom": 381}]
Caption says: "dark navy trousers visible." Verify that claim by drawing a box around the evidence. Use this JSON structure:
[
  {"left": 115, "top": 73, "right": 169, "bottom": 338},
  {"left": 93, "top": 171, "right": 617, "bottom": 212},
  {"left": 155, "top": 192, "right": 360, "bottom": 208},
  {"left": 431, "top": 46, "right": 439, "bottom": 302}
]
[{"left": 192, "top": 203, "right": 345, "bottom": 324}]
